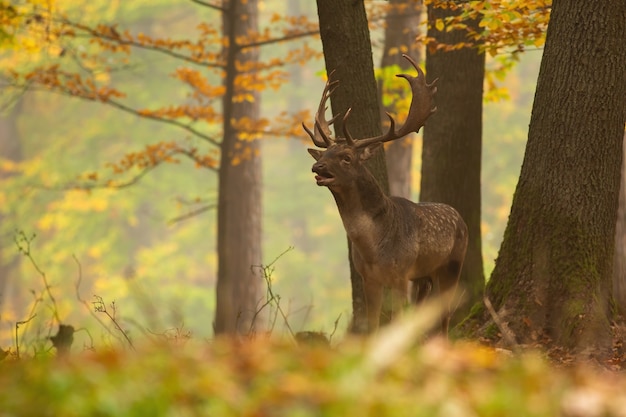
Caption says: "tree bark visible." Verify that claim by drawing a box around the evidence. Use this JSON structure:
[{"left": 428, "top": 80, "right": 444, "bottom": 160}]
[
  {"left": 421, "top": 1, "right": 485, "bottom": 323},
  {"left": 377, "top": 0, "right": 421, "bottom": 325},
  {"left": 380, "top": 0, "right": 422, "bottom": 199},
  {"left": 614, "top": 131, "right": 626, "bottom": 314},
  {"left": 486, "top": 0, "right": 626, "bottom": 351},
  {"left": 214, "top": 0, "right": 263, "bottom": 335},
  {"left": 315, "top": 0, "right": 389, "bottom": 331}
]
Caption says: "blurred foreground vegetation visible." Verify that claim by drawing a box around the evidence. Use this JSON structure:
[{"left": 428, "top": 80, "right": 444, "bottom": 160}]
[{"left": 2, "top": 321, "right": 624, "bottom": 417}]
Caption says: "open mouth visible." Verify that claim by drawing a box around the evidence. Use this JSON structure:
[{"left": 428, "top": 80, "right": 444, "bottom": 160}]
[{"left": 312, "top": 168, "right": 334, "bottom": 186}]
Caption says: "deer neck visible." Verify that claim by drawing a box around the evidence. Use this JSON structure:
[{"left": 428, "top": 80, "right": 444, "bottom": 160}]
[{"left": 329, "top": 169, "right": 389, "bottom": 242}]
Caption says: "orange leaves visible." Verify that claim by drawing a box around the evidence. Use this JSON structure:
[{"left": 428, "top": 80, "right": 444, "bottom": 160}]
[
  {"left": 137, "top": 105, "right": 220, "bottom": 124},
  {"left": 106, "top": 142, "right": 182, "bottom": 174},
  {"left": 174, "top": 67, "right": 226, "bottom": 100},
  {"left": 20, "top": 65, "right": 125, "bottom": 102},
  {"left": 105, "top": 141, "right": 218, "bottom": 176}
]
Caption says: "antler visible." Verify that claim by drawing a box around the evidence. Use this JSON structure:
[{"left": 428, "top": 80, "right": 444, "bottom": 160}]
[
  {"left": 302, "top": 70, "right": 340, "bottom": 148},
  {"left": 342, "top": 54, "right": 437, "bottom": 148}
]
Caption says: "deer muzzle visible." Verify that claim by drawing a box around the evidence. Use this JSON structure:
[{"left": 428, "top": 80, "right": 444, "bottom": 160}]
[{"left": 312, "top": 162, "right": 334, "bottom": 186}]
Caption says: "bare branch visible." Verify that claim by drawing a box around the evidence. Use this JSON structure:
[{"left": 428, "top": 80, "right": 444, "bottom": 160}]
[
  {"left": 65, "top": 20, "right": 225, "bottom": 70},
  {"left": 189, "top": 0, "right": 226, "bottom": 12},
  {"left": 168, "top": 204, "right": 216, "bottom": 225},
  {"left": 483, "top": 296, "right": 519, "bottom": 351},
  {"left": 239, "top": 30, "right": 319, "bottom": 50},
  {"left": 7, "top": 83, "right": 222, "bottom": 148}
]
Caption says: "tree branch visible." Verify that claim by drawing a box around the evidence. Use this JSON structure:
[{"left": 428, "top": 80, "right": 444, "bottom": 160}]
[
  {"left": 64, "top": 20, "right": 225, "bottom": 70},
  {"left": 10, "top": 83, "right": 222, "bottom": 148},
  {"left": 189, "top": 0, "right": 226, "bottom": 12},
  {"left": 168, "top": 204, "right": 216, "bottom": 224},
  {"left": 239, "top": 30, "right": 319, "bottom": 50}
]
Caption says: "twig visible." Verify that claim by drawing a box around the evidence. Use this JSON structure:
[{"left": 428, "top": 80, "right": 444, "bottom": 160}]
[
  {"left": 189, "top": 0, "right": 226, "bottom": 11},
  {"left": 73, "top": 255, "right": 121, "bottom": 343},
  {"left": 15, "top": 315, "right": 36, "bottom": 360},
  {"left": 92, "top": 296, "right": 135, "bottom": 350},
  {"left": 329, "top": 313, "right": 342, "bottom": 345},
  {"left": 168, "top": 204, "right": 216, "bottom": 224},
  {"left": 483, "top": 296, "right": 519, "bottom": 350},
  {"left": 249, "top": 247, "right": 296, "bottom": 339},
  {"left": 14, "top": 232, "right": 60, "bottom": 324}
]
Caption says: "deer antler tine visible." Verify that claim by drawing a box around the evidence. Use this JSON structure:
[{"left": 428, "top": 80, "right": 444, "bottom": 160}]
[
  {"left": 314, "top": 118, "right": 332, "bottom": 146},
  {"left": 303, "top": 74, "right": 342, "bottom": 148},
  {"left": 342, "top": 108, "right": 356, "bottom": 146},
  {"left": 302, "top": 122, "right": 327, "bottom": 148},
  {"left": 383, "top": 112, "right": 396, "bottom": 136}
]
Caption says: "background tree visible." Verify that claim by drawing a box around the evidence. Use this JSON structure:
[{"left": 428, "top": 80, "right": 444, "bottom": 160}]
[
  {"left": 379, "top": 0, "right": 421, "bottom": 199},
  {"left": 484, "top": 0, "right": 626, "bottom": 351},
  {"left": 614, "top": 131, "right": 626, "bottom": 314},
  {"left": 421, "top": 0, "right": 486, "bottom": 322},
  {"left": 315, "top": 0, "right": 390, "bottom": 331},
  {"left": 214, "top": 0, "right": 263, "bottom": 335},
  {"left": 0, "top": 98, "right": 23, "bottom": 309}
]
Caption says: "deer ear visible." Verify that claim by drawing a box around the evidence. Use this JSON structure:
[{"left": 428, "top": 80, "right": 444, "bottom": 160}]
[
  {"left": 360, "top": 142, "right": 383, "bottom": 161},
  {"left": 308, "top": 148, "right": 323, "bottom": 161}
]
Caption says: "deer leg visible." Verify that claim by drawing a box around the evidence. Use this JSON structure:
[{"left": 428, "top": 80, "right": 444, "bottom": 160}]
[
  {"left": 384, "top": 280, "right": 410, "bottom": 322},
  {"left": 434, "top": 260, "right": 463, "bottom": 336},
  {"left": 363, "top": 279, "right": 384, "bottom": 333},
  {"left": 410, "top": 277, "right": 433, "bottom": 305}
]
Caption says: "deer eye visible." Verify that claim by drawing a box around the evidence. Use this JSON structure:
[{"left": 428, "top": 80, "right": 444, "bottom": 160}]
[{"left": 342, "top": 154, "right": 352, "bottom": 164}]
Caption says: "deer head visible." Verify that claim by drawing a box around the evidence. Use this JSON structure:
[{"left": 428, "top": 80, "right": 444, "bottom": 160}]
[{"left": 305, "top": 54, "right": 437, "bottom": 190}]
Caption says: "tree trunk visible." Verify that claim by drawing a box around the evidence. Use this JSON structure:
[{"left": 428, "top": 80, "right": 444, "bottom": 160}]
[
  {"left": 0, "top": 97, "right": 24, "bottom": 310},
  {"left": 421, "top": 1, "right": 485, "bottom": 324},
  {"left": 315, "top": 0, "right": 389, "bottom": 332},
  {"left": 380, "top": 0, "right": 422, "bottom": 199},
  {"left": 614, "top": 131, "right": 626, "bottom": 314},
  {"left": 486, "top": 0, "right": 626, "bottom": 351},
  {"left": 214, "top": 0, "right": 263, "bottom": 335},
  {"left": 377, "top": 0, "right": 421, "bottom": 325}
]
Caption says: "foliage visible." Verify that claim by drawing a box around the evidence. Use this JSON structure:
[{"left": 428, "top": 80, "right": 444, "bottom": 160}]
[
  {"left": 422, "top": 0, "right": 550, "bottom": 55},
  {"left": 1, "top": 327, "right": 624, "bottom": 416}
]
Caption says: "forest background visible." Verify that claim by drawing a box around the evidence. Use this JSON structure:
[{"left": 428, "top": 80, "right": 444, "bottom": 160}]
[{"left": 0, "top": 0, "right": 537, "bottom": 349}]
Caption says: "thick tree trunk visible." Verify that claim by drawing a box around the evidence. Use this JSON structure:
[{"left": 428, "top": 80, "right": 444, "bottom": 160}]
[
  {"left": 380, "top": 0, "right": 421, "bottom": 200},
  {"left": 614, "top": 131, "right": 626, "bottom": 314},
  {"left": 421, "top": 2, "right": 485, "bottom": 323},
  {"left": 377, "top": 0, "right": 421, "bottom": 325},
  {"left": 214, "top": 0, "right": 263, "bottom": 335},
  {"left": 486, "top": 0, "right": 626, "bottom": 351},
  {"left": 315, "top": 0, "right": 388, "bottom": 331}
]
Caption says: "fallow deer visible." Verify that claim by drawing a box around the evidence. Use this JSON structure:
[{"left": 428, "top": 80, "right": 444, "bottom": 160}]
[{"left": 304, "top": 54, "right": 468, "bottom": 335}]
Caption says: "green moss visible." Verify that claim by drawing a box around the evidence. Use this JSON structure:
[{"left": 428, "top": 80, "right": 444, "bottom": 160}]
[
  {"left": 484, "top": 322, "right": 500, "bottom": 340},
  {"left": 467, "top": 301, "right": 485, "bottom": 319}
]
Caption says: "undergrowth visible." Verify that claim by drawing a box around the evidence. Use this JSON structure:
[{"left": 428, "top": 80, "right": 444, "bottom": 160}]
[{"left": 3, "top": 233, "right": 626, "bottom": 416}]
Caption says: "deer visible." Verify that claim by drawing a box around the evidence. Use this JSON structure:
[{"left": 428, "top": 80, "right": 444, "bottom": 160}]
[{"left": 304, "top": 54, "right": 468, "bottom": 336}]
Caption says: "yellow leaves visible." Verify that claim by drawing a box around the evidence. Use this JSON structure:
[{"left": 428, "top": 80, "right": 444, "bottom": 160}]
[
  {"left": 230, "top": 143, "right": 259, "bottom": 167},
  {"left": 37, "top": 190, "right": 109, "bottom": 231},
  {"left": 88, "top": 245, "right": 103, "bottom": 259},
  {"left": 422, "top": 0, "right": 550, "bottom": 58},
  {"left": 435, "top": 19, "right": 445, "bottom": 32},
  {"left": 233, "top": 93, "right": 256, "bottom": 103},
  {"left": 385, "top": 45, "right": 408, "bottom": 57}
]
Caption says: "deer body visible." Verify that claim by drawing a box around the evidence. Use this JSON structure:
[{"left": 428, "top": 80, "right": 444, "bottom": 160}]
[{"left": 304, "top": 55, "right": 468, "bottom": 334}]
